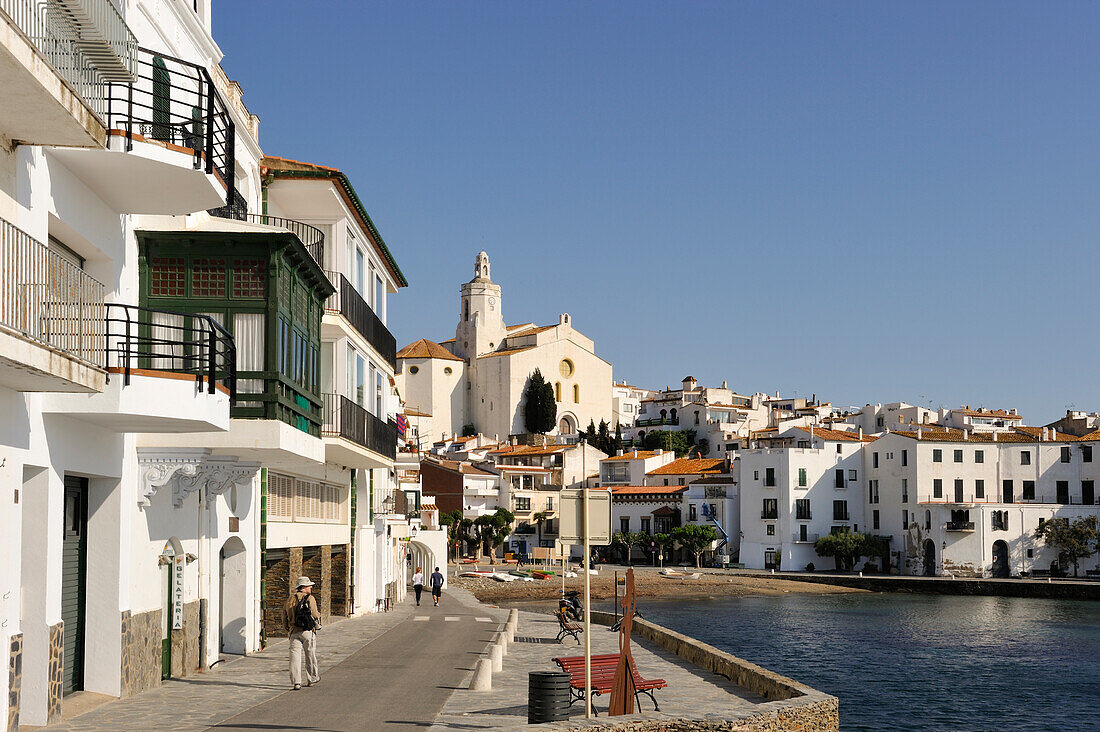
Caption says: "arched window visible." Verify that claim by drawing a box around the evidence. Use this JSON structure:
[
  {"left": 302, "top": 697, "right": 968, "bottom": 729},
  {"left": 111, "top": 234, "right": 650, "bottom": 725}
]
[
  {"left": 464, "top": 301, "right": 469, "bottom": 321},
  {"left": 660, "top": 409, "right": 667, "bottom": 419},
  {"left": 694, "top": 410, "right": 700, "bottom": 425},
  {"left": 573, "top": 384, "right": 580, "bottom": 403},
  {"left": 152, "top": 56, "right": 171, "bottom": 142},
  {"left": 555, "top": 382, "right": 561, "bottom": 402},
  {"left": 670, "top": 408, "right": 677, "bottom": 422}
]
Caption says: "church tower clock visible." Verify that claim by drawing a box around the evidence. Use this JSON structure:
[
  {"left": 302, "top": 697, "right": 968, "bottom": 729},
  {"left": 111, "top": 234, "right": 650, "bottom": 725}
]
[{"left": 455, "top": 251, "right": 505, "bottom": 360}]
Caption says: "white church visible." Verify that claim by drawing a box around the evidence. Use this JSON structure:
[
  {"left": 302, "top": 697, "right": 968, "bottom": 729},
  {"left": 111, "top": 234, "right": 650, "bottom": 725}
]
[{"left": 397, "top": 252, "right": 613, "bottom": 444}]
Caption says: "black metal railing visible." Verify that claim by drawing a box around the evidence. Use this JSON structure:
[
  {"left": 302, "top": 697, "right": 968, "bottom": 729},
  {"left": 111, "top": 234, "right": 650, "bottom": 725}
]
[
  {"left": 208, "top": 207, "right": 323, "bottom": 269},
  {"left": 761, "top": 511, "right": 778, "bottom": 520},
  {"left": 833, "top": 511, "right": 851, "bottom": 521},
  {"left": 635, "top": 417, "right": 679, "bottom": 427},
  {"left": 104, "top": 303, "right": 235, "bottom": 400},
  {"left": 324, "top": 271, "right": 396, "bottom": 369},
  {"left": 322, "top": 393, "right": 396, "bottom": 460},
  {"left": 945, "top": 521, "right": 975, "bottom": 531},
  {"left": 104, "top": 47, "right": 234, "bottom": 206}
]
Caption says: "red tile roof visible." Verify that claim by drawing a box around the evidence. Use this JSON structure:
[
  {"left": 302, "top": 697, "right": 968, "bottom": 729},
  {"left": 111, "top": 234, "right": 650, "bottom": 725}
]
[
  {"left": 603, "top": 450, "right": 659, "bottom": 462},
  {"left": 397, "top": 338, "right": 464, "bottom": 362},
  {"left": 646, "top": 458, "right": 727, "bottom": 476},
  {"left": 611, "top": 486, "right": 687, "bottom": 496}
]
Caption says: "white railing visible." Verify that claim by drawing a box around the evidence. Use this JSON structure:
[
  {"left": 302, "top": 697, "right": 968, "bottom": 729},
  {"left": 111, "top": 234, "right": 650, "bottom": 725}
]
[
  {"left": 0, "top": 0, "right": 137, "bottom": 117},
  {"left": 0, "top": 216, "right": 105, "bottom": 364}
]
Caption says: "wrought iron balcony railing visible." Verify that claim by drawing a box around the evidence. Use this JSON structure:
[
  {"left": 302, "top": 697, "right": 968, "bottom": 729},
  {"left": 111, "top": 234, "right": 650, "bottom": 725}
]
[
  {"left": 104, "top": 303, "right": 235, "bottom": 400},
  {"left": 103, "top": 47, "right": 234, "bottom": 206},
  {"left": 322, "top": 393, "right": 397, "bottom": 460},
  {"left": 209, "top": 204, "right": 324, "bottom": 270},
  {"left": 0, "top": 216, "right": 105, "bottom": 364},
  {"left": 945, "top": 521, "right": 975, "bottom": 531},
  {"left": 323, "top": 271, "right": 396, "bottom": 369},
  {"left": 1, "top": 0, "right": 137, "bottom": 117}
]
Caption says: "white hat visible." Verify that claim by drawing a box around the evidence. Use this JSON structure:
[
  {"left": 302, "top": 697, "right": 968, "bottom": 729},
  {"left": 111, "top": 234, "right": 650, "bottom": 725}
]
[{"left": 296, "top": 576, "right": 314, "bottom": 588}]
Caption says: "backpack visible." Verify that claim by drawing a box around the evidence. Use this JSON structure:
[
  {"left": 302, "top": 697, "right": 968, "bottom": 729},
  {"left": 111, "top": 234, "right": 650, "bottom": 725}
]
[{"left": 293, "top": 595, "right": 316, "bottom": 631}]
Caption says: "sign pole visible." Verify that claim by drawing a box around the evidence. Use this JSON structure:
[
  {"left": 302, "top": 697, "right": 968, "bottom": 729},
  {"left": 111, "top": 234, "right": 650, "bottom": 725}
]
[{"left": 582, "top": 440, "right": 592, "bottom": 719}]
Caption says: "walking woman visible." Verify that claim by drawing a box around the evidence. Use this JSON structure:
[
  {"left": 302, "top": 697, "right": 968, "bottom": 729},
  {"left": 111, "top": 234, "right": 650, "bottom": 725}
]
[{"left": 412, "top": 566, "right": 424, "bottom": 606}]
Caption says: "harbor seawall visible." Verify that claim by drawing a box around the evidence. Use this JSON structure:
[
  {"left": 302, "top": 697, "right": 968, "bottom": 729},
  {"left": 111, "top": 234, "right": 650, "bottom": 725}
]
[{"left": 735, "top": 571, "right": 1100, "bottom": 600}]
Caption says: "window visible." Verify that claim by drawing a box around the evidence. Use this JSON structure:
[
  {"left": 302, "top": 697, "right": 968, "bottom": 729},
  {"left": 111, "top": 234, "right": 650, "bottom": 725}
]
[
  {"left": 765, "top": 468, "right": 775, "bottom": 487},
  {"left": 678, "top": 477, "right": 685, "bottom": 486},
  {"left": 836, "top": 444, "right": 842, "bottom": 454},
  {"left": 663, "top": 479, "right": 669, "bottom": 486},
  {"left": 516, "top": 497, "right": 531, "bottom": 511},
  {"left": 1084, "top": 445, "right": 1093, "bottom": 463},
  {"left": 873, "top": 452, "right": 879, "bottom": 469},
  {"left": 1022, "top": 481, "right": 1035, "bottom": 501},
  {"left": 872, "top": 510, "right": 880, "bottom": 530},
  {"left": 546, "top": 496, "right": 554, "bottom": 510},
  {"left": 833, "top": 500, "right": 849, "bottom": 521},
  {"left": 444, "top": 367, "right": 452, "bottom": 375},
  {"left": 933, "top": 449, "right": 942, "bottom": 463},
  {"left": 1083, "top": 481, "right": 1095, "bottom": 506},
  {"left": 762, "top": 498, "right": 778, "bottom": 520},
  {"left": 975, "top": 450, "right": 984, "bottom": 464},
  {"left": 1061, "top": 446, "right": 1071, "bottom": 463},
  {"left": 901, "top": 479, "right": 908, "bottom": 503},
  {"left": 620, "top": 516, "right": 629, "bottom": 533},
  {"left": 954, "top": 479, "right": 963, "bottom": 503},
  {"left": 848, "top": 470, "right": 857, "bottom": 481},
  {"left": 573, "top": 384, "right": 580, "bottom": 403},
  {"left": 902, "top": 509, "right": 909, "bottom": 528},
  {"left": 799, "top": 524, "right": 808, "bottom": 542},
  {"left": 992, "top": 511, "right": 1008, "bottom": 531},
  {"left": 901, "top": 450, "right": 908, "bottom": 466},
  {"left": 640, "top": 517, "right": 650, "bottom": 534},
  {"left": 933, "top": 479, "right": 942, "bottom": 498},
  {"left": 753, "top": 470, "right": 760, "bottom": 481},
  {"left": 835, "top": 469, "right": 844, "bottom": 488},
  {"left": 975, "top": 479, "right": 985, "bottom": 499},
  {"left": 954, "top": 449, "right": 963, "bottom": 463},
  {"left": 1003, "top": 480, "right": 1014, "bottom": 503},
  {"left": 689, "top": 504, "right": 697, "bottom": 521},
  {"left": 795, "top": 498, "right": 811, "bottom": 520},
  {"left": 798, "top": 468, "right": 807, "bottom": 487},
  {"left": 924, "top": 510, "right": 931, "bottom": 530},
  {"left": 1020, "top": 450, "right": 1031, "bottom": 466},
  {"left": 1057, "top": 481, "right": 1069, "bottom": 504},
  {"left": 555, "top": 382, "right": 561, "bottom": 402},
  {"left": 766, "top": 524, "right": 775, "bottom": 536},
  {"left": 408, "top": 365, "right": 419, "bottom": 375},
  {"left": 869, "top": 480, "right": 879, "bottom": 504},
  {"left": 876, "top": 416, "right": 884, "bottom": 428}
]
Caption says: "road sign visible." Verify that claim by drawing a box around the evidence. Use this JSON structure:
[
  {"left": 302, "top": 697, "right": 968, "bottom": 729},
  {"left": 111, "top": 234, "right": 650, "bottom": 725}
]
[{"left": 557, "top": 489, "right": 612, "bottom": 545}]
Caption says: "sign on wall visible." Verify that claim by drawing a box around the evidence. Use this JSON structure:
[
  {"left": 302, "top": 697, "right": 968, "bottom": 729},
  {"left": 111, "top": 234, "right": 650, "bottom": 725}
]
[{"left": 172, "top": 555, "right": 185, "bottom": 631}]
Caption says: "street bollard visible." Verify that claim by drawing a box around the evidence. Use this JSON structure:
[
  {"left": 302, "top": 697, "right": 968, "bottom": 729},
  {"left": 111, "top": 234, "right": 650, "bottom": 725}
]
[
  {"left": 497, "top": 631, "right": 508, "bottom": 656},
  {"left": 489, "top": 642, "right": 503, "bottom": 673},
  {"left": 470, "top": 658, "right": 492, "bottom": 690}
]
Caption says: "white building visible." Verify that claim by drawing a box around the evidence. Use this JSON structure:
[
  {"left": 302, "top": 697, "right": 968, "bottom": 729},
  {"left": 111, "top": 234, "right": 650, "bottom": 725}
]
[
  {"left": 612, "top": 381, "right": 652, "bottom": 428},
  {"left": 866, "top": 426, "right": 1100, "bottom": 577},
  {"left": 599, "top": 449, "right": 677, "bottom": 486},
  {"left": 739, "top": 427, "right": 870, "bottom": 571},
  {"left": 397, "top": 252, "right": 614, "bottom": 442}
]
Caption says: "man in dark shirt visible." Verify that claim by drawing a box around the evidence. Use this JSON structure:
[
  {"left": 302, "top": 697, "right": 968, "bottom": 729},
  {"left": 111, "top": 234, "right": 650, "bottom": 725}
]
[{"left": 430, "top": 567, "right": 445, "bottom": 607}]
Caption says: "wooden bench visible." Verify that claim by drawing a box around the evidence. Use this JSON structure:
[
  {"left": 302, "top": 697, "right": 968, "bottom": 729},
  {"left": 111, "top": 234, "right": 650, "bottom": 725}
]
[
  {"left": 551, "top": 653, "right": 667, "bottom": 715},
  {"left": 555, "top": 610, "right": 583, "bottom": 645}
]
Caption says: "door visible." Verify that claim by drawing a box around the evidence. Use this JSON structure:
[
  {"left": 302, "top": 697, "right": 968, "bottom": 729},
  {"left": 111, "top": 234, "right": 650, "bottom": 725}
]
[
  {"left": 764, "top": 548, "right": 778, "bottom": 570},
  {"left": 220, "top": 538, "right": 247, "bottom": 655},
  {"left": 61, "top": 476, "right": 88, "bottom": 695},
  {"left": 922, "top": 539, "right": 936, "bottom": 577},
  {"left": 991, "top": 540, "right": 1009, "bottom": 578}
]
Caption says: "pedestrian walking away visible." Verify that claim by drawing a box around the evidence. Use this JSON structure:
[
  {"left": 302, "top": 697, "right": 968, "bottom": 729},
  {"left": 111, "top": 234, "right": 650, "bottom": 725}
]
[
  {"left": 430, "top": 566, "right": 445, "bottom": 607},
  {"left": 283, "top": 576, "right": 322, "bottom": 690},
  {"left": 412, "top": 566, "right": 424, "bottom": 606}
]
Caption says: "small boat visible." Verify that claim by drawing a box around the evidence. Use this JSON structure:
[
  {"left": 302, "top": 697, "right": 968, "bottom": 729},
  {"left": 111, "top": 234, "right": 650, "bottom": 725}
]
[
  {"left": 509, "top": 570, "right": 530, "bottom": 577},
  {"left": 458, "top": 570, "right": 494, "bottom": 578},
  {"left": 490, "top": 573, "right": 516, "bottom": 582}
]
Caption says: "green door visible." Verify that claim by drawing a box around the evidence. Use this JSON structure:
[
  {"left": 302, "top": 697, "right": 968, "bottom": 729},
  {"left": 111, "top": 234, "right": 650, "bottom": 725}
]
[{"left": 61, "top": 476, "right": 88, "bottom": 695}]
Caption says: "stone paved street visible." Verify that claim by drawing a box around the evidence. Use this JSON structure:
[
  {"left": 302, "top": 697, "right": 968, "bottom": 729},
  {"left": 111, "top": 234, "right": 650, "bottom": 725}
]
[{"left": 430, "top": 604, "right": 768, "bottom": 731}]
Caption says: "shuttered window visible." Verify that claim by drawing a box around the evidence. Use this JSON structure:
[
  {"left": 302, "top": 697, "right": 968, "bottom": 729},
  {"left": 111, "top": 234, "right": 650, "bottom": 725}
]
[{"left": 269, "top": 472, "right": 346, "bottom": 523}]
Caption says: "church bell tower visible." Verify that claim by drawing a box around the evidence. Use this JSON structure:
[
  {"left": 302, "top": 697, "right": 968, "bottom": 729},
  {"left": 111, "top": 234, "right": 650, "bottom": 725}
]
[{"left": 455, "top": 251, "right": 505, "bottom": 360}]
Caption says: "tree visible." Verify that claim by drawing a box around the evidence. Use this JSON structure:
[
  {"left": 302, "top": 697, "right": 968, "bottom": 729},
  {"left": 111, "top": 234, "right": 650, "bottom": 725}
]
[
  {"left": 813, "top": 529, "right": 868, "bottom": 571},
  {"left": 473, "top": 508, "right": 516, "bottom": 564},
  {"left": 582, "top": 420, "right": 598, "bottom": 446},
  {"left": 642, "top": 429, "right": 698, "bottom": 457},
  {"left": 523, "top": 369, "right": 557, "bottom": 434},
  {"left": 671, "top": 524, "right": 719, "bottom": 568},
  {"left": 612, "top": 531, "right": 646, "bottom": 565},
  {"left": 533, "top": 510, "right": 552, "bottom": 549},
  {"left": 653, "top": 532, "right": 676, "bottom": 568},
  {"left": 1035, "top": 515, "right": 1100, "bottom": 577},
  {"left": 613, "top": 423, "right": 624, "bottom": 454},
  {"left": 439, "top": 510, "right": 465, "bottom": 562}
]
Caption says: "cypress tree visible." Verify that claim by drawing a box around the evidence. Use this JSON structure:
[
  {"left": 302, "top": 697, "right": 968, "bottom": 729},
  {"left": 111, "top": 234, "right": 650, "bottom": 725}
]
[{"left": 523, "top": 369, "right": 557, "bottom": 434}]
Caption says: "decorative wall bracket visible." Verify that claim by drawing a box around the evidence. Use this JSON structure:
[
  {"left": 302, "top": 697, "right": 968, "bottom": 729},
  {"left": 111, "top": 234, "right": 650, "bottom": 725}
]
[{"left": 137, "top": 449, "right": 260, "bottom": 508}]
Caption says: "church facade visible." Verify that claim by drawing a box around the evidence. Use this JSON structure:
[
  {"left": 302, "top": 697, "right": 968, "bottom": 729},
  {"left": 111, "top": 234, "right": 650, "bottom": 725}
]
[{"left": 397, "top": 253, "right": 613, "bottom": 443}]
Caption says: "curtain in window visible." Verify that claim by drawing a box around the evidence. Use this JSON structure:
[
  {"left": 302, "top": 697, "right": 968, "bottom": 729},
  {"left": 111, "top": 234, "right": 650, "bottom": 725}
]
[
  {"left": 234, "top": 312, "right": 264, "bottom": 396},
  {"left": 150, "top": 311, "right": 184, "bottom": 370}
]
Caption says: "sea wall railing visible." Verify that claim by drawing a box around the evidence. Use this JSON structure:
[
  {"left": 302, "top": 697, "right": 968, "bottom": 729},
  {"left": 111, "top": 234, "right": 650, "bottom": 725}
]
[{"left": 0, "top": 215, "right": 105, "bottom": 364}]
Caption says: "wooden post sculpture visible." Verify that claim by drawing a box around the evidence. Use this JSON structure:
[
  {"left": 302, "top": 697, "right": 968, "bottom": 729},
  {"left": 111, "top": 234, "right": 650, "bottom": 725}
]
[{"left": 608, "top": 567, "right": 638, "bottom": 715}]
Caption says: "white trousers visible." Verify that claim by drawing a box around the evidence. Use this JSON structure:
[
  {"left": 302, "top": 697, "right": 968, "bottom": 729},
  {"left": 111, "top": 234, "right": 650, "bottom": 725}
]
[{"left": 289, "top": 629, "right": 320, "bottom": 685}]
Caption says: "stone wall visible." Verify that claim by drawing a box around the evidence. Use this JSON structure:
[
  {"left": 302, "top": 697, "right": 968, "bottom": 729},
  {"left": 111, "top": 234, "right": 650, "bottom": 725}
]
[
  {"left": 47, "top": 622, "right": 62, "bottom": 724},
  {"left": 267, "top": 545, "right": 345, "bottom": 637},
  {"left": 331, "top": 546, "right": 349, "bottom": 616},
  {"left": 302, "top": 547, "right": 332, "bottom": 618},
  {"left": 170, "top": 601, "right": 200, "bottom": 678},
  {"left": 7, "top": 634, "right": 22, "bottom": 732},
  {"left": 546, "top": 697, "right": 839, "bottom": 731},
  {"left": 734, "top": 571, "right": 1100, "bottom": 599},
  {"left": 120, "top": 609, "right": 161, "bottom": 698}
]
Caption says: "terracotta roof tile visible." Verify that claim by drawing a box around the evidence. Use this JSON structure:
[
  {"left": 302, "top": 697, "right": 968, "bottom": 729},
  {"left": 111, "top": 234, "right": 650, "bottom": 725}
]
[
  {"left": 646, "top": 458, "right": 727, "bottom": 476},
  {"left": 488, "top": 444, "right": 567, "bottom": 457},
  {"left": 397, "top": 338, "right": 464, "bottom": 362},
  {"left": 603, "top": 451, "right": 659, "bottom": 462},
  {"left": 953, "top": 408, "right": 1023, "bottom": 420},
  {"left": 476, "top": 346, "right": 535, "bottom": 359},
  {"left": 611, "top": 486, "right": 687, "bottom": 496}
]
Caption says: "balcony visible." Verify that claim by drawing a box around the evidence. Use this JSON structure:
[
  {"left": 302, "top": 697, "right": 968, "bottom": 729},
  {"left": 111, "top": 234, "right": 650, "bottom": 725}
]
[
  {"left": 945, "top": 521, "right": 975, "bottom": 532},
  {"left": 47, "top": 46, "right": 234, "bottom": 214},
  {"left": 0, "top": 215, "right": 105, "bottom": 392},
  {"left": 0, "top": 0, "right": 135, "bottom": 146},
  {"left": 761, "top": 511, "right": 778, "bottom": 520},
  {"left": 323, "top": 270, "right": 396, "bottom": 369},
  {"left": 635, "top": 416, "right": 679, "bottom": 427},
  {"left": 793, "top": 532, "right": 820, "bottom": 544},
  {"left": 322, "top": 392, "right": 396, "bottom": 468},
  {"left": 43, "top": 303, "right": 234, "bottom": 432},
  {"left": 833, "top": 512, "right": 851, "bottom": 521},
  {"left": 211, "top": 208, "right": 324, "bottom": 271}
]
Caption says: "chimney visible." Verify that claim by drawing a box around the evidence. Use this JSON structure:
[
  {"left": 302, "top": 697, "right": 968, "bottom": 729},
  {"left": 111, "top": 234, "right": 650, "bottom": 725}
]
[
  {"left": 655, "top": 448, "right": 663, "bottom": 456},
  {"left": 721, "top": 380, "right": 728, "bottom": 389},
  {"left": 923, "top": 412, "right": 930, "bottom": 424},
  {"left": 615, "top": 449, "right": 623, "bottom": 457},
  {"left": 917, "top": 427, "right": 922, "bottom": 440},
  {"left": 858, "top": 426, "right": 863, "bottom": 440},
  {"left": 992, "top": 431, "right": 998, "bottom": 442},
  {"left": 632, "top": 450, "right": 638, "bottom": 458}
]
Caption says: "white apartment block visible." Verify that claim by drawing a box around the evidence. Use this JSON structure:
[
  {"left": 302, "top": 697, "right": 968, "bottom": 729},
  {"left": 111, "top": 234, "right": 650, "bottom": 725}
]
[
  {"left": 599, "top": 449, "right": 677, "bottom": 486},
  {"left": 612, "top": 380, "right": 652, "bottom": 428},
  {"left": 739, "top": 427, "right": 869, "bottom": 571}
]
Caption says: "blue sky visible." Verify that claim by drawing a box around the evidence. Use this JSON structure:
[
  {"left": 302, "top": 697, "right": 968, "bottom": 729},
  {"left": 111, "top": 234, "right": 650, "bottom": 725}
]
[{"left": 213, "top": 1, "right": 1100, "bottom": 424}]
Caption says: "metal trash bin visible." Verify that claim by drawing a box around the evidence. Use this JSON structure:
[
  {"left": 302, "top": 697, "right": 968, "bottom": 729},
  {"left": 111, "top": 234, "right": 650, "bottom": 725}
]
[{"left": 528, "top": 670, "right": 570, "bottom": 723}]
